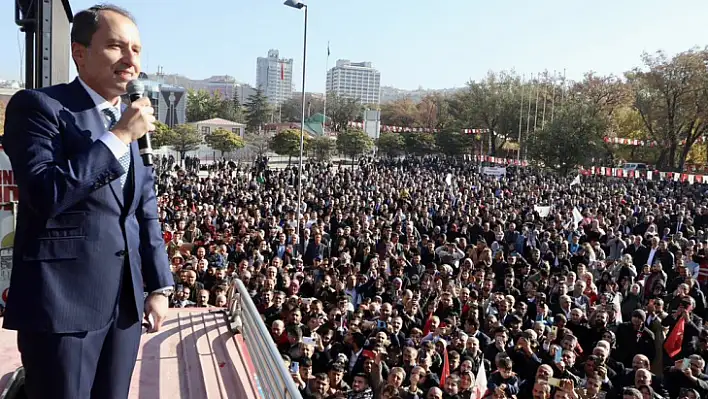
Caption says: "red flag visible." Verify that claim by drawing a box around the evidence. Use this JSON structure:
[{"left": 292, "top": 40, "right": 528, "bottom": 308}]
[
  {"left": 280, "top": 62, "right": 284, "bottom": 81},
  {"left": 664, "top": 317, "right": 686, "bottom": 358},
  {"left": 440, "top": 346, "right": 451, "bottom": 386},
  {"left": 422, "top": 312, "right": 434, "bottom": 336}
]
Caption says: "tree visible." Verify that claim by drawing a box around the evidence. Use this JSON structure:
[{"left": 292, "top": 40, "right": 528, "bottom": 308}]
[
  {"left": 435, "top": 131, "right": 473, "bottom": 156},
  {"left": 245, "top": 88, "right": 271, "bottom": 132},
  {"left": 327, "top": 92, "right": 361, "bottom": 132},
  {"left": 205, "top": 128, "right": 245, "bottom": 156},
  {"left": 280, "top": 94, "right": 325, "bottom": 122},
  {"left": 151, "top": 121, "right": 174, "bottom": 149},
  {"left": 168, "top": 124, "right": 202, "bottom": 160},
  {"left": 626, "top": 48, "right": 708, "bottom": 170},
  {"left": 245, "top": 133, "right": 270, "bottom": 158},
  {"left": 380, "top": 97, "right": 418, "bottom": 127},
  {"left": 527, "top": 102, "right": 608, "bottom": 175},
  {"left": 376, "top": 132, "right": 405, "bottom": 158},
  {"left": 448, "top": 71, "right": 523, "bottom": 155},
  {"left": 403, "top": 133, "right": 437, "bottom": 156},
  {"left": 186, "top": 89, "right": 223, "bottom": 122},
  {"left": 336, "top": 129, "right": 374, "bottom": 161},
  {"left": 270, "top": 129, "right": 304, "bottom": 165},
  {"left": 308, "top": 136, "right": 335, "bottom": 161},
  {"left": 219, "top": 94, "right": 245, "bottom": 123}
]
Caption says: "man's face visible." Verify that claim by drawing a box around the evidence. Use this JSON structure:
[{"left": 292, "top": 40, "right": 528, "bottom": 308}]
[
  {"left": 72, "top": 10, "right": 141, "bottom": 99},
  {"left": 352, "top": 376, "right": 367, "bottom": 392}
]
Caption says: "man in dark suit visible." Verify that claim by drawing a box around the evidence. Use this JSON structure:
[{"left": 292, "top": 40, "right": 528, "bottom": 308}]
[{"left": 2, "top": 5, "right": 174, "bottom": 399}]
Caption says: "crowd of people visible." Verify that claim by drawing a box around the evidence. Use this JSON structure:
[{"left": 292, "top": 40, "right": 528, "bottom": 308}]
[{"left": 156, "top": 153, "right": 708, "bottom": 399}]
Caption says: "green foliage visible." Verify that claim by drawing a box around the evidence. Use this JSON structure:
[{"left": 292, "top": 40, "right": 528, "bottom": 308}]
[
  {"left": 376, "top": 132, "right": 405, "bottom": 157},
  {"left": 280, "top": 95, "right": 325, "bottom": 122},
  {"left": 270, "top": 129, "right": 305, "bottom": 163},
  {"left": 327, "top": 92, "right": 362, "bottom": 132},
  {"left": 169, "top": 124, "right": 203, "bottom": 159},
  {"left": 527, "top": 102, "right": 608, "bottom": 175},
  {"left": 308, "top": 136, "right": 335, "bottom": 161},
  {"left": 186, "top": 89, "right": 222, "bottom": 122},
  {"left": 627, "top": 48, "right": 708, "bottom": 170},
  {"left": 186, "top": 89, "right": 244, "bottom": 124},
  {"left": 205, "top": 128, "right": 244, "bottom": 155},
  {"left": 435, "top": 131, "right": 473, "bottom": 156},
  {"left": 245, "top": 88, "right": 271, "bottom": 132},
  {"left": 336, "top": 129, "right": 374, "bottom": 159},
  {"left": 403, "top": 133, "right": 437, "bottom": 156},
  {"left": 151, "top": 121, "right": 174, "bottom": 148}
]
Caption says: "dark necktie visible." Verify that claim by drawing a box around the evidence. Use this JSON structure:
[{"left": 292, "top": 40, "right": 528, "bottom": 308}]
[{"left": 101, "top": 107, "right": 130, "bottom": 189}]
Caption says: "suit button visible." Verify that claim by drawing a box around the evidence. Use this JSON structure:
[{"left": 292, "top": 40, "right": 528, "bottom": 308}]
[{"left": 116, "top": 250, "right": 127, "bottom": 256}]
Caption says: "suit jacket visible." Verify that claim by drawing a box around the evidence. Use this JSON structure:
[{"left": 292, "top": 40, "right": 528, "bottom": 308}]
[{"left": 2, "top": 79, "right": 174, "bottom": 333}]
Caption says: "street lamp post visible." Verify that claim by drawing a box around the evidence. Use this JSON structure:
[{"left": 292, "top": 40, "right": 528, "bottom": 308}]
[{"left": 284, "top": 0, "right": 308, "bottom": 239}]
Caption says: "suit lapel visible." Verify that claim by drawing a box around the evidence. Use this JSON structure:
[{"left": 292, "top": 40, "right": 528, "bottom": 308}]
[{"left": 128, "top": 141, "right": 141, "bottom": 211}]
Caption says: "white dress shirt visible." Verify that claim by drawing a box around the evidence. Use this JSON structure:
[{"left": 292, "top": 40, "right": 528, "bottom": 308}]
[{"left": 77, "top": 78, "right": 130, "bottom": 161}]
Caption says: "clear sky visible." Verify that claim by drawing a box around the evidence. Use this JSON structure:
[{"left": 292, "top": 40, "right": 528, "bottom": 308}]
[{"left": 1, "top": 0, "right": 707, "bottom": 91}]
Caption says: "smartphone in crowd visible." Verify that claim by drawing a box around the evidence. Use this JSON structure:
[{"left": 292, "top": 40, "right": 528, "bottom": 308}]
[
  {"left": 302, "top": 337, "right": 316, "bottom": 346},
  {"left": 554, "top": 348, "right": 563, "bottom": 364},
  {"left": 290, "top": 361, "right": 299, "bottom": 374},
  {"left": 682, "top": 358, "right": 691, "bottom": 370},
  {"left": 548, "top": 377, "right": 561, "bottom": 387}
]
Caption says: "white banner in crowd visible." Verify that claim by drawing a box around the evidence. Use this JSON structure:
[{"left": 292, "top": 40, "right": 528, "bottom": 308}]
[
  {"left": 534, "top": 206, "right": 552, "bottom": 217},
  {"left": 0, "top": 146, "right": 17, "bottom": 310},
  {"left": 572, "top": 207, "right": 584, "bottom": 229},
  {"left": 481, "top": 166, "right": 507, "bottom": 177}
]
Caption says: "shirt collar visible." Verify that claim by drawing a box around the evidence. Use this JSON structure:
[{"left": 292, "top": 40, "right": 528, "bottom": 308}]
[{"left": 77, "top": 77, "right": 121, "bottom": 112}]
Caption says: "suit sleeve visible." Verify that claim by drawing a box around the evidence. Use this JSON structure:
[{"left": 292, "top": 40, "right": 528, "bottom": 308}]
[
  {"left": 136, "top": 162, "right": 174, "bottom": 293},
  {"left": 3, "top": 90, "right": 125, "bottom": 219}
]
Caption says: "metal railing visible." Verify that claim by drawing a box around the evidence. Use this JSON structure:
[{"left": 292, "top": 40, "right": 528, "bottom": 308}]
[{"left": 227, "top": 279, "right": 302, "bottom": 399}]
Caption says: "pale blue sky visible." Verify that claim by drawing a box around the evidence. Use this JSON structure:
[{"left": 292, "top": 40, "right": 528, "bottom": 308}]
[{"left": 1, "top": 0, "right": 707, "bottom": 91}]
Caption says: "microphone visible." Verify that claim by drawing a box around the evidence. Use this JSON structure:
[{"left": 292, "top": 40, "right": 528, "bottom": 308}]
[{"left": 126, "top": 80, "right": 154, "bottom": 167}]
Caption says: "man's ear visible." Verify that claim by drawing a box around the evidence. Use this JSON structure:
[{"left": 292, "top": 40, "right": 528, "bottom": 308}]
[{"left": 71, "top": 42, "right": 87, "bottom": 70}]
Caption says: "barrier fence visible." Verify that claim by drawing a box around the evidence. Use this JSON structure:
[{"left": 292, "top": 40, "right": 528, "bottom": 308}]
[{"left": 228, "top": 279, "right": 302, "bottom": 399}]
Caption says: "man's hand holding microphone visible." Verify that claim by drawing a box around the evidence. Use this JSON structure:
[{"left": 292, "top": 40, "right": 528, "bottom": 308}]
[{"left": 111, "top": 96, "right": 155, "bottom": 146}]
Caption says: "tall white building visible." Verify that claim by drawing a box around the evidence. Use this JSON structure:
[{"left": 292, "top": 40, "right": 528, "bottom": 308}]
[
  {"left": 326, "top": 60, "right": 381, "bottom": 105},
  {"left": 256, "top": 49, "right": 293, "bottom": 105}
]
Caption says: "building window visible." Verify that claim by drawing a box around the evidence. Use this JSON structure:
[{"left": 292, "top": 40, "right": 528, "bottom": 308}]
[
  {"left": 232, "top": 127, "right": 239, "bottom": 133},
  {"left": 201, "top": 126, "right": 210, "bottom": 135}
]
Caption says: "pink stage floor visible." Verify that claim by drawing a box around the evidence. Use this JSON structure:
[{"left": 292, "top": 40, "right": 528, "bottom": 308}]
[{"left": 0, "top": 309, "right": 260, "bottom": 399}]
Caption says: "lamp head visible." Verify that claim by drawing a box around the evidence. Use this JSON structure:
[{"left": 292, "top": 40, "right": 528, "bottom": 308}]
[{"left": 284, "top": 0, "right": 306, "bottom": 9}]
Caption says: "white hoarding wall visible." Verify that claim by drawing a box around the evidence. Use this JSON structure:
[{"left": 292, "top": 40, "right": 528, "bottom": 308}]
[
  {"left": 0, "top": 147, "right": 17, "bottom": 311},
  {"left": 481, "top": 166, "right": 507, "bottom": 178}
]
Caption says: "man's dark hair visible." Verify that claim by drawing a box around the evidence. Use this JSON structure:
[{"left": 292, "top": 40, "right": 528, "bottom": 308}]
[{"left": 71, "top": 4, "right": 135, "bottom": 47}]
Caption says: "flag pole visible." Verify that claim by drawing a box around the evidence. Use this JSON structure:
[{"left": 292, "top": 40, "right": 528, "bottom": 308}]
[
  {"left": 322, "top": 41, "right": 330, "bottom": 134},
  {"left": 533, "top": 73, "right": 540, "bottom": 131},
  {"left": 541, "top": 70, "right": 547, "bottom": 128},
  {"left": 550, "top": 70, "right": 557, "bottom": 123},
  {"left": 517, "top": 74, "right": 525, "bottom": 162},
  {"left": 525, "top": 73, "right": 534, "bottom": 161}
]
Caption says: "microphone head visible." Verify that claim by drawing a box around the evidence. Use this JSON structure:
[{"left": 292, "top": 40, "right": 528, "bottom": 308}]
[{"left": 126, "top": 80, "right": 145, "bottom": 97}]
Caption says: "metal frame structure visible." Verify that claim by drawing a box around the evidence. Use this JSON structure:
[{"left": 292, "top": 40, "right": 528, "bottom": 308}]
[{"left": 15, "top": 0, "right": 73, "bottom": 89}]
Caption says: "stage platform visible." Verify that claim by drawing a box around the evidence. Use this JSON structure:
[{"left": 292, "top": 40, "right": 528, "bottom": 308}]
[{"left": 0, "top": 308, "right": 261, "bottom": 399}]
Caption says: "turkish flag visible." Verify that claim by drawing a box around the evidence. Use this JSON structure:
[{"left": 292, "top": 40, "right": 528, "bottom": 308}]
[
  {"left": 440, "top": 347, "right": 450, "bottom": 386},
  {"left": 664, "top": 317, "right": 686, "bottom": 358}
]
